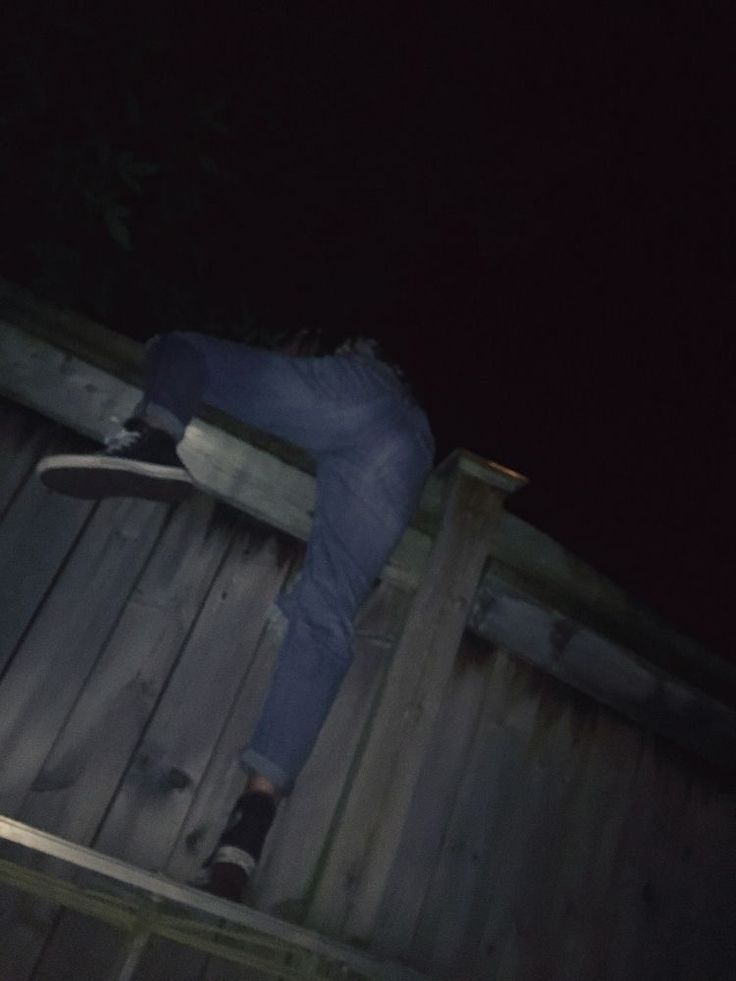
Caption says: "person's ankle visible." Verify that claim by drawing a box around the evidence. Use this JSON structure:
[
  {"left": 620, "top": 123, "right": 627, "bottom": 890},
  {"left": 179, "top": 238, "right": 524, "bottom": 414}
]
[
  {"left": 128, "top": 414, "right": 182, "bottom": 443},
  {"left": 246, "top": 773, "right": 278, "bottom": 798}
]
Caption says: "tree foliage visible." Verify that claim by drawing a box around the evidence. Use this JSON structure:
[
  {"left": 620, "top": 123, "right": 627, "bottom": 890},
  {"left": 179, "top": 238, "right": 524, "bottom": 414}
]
[{"left": 3, "top": 4, "right": 607, "bottom": 344}]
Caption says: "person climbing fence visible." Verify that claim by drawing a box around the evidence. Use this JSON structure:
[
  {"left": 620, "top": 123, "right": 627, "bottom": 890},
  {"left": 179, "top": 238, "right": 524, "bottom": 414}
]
[{"left": 37, "top": 329, "right": 434, "bottom": 901}]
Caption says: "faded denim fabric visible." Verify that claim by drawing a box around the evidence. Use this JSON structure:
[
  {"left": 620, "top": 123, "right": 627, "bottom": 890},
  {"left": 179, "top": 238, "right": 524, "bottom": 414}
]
[{"left": 136, "top": 332, "right": 434, "bottom": 792}]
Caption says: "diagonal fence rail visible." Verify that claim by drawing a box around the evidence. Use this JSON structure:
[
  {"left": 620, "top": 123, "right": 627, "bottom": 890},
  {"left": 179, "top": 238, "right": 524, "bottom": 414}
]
[{"left": 0, "top": 815, "right": 436, "bottom": 981}]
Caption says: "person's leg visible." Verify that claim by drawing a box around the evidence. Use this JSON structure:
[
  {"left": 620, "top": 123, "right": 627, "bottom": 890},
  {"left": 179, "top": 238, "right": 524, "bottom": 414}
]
[
  {"left": 205, "top": 413, "right": 433, "bottom": 899},
  {"left": 35, "top": 333, "right": 207, "bottom": 500},
  {"left": 241, "top": 421, "right": 433, "bottom": 790},
  {"left": 158, "top": 331, "right": 416, "bottom": 452},
  {"left": 38, "top": 329, "right": 434, "bottom": 896},
  {"left": 152, "top": 335, "right": 434, "bottom": 804},
  {"left": 133, "top": 332, "right": 208, "bottom": 439},
  {"left": 36, "top": 329, "right": 349, "bottom": 499}
]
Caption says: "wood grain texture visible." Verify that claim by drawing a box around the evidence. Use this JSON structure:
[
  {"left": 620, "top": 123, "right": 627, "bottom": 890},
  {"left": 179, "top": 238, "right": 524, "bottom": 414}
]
[
  {"left": 25, "top": 519, "right": 294, "bottom": 981},
  {"left": 535, "top": 714, "right": 642, "bottom": 981},
  {"left": 0, "top": 433, "right": 94, "bottom": 676},
  {"left": 0, "top": 323, "right": 432, "bottom": 590},
  {"left": 0, "top": 397, "right": 53, "bottom": 519},
  {"left": 472, "top": 572, "right": 736, "bottom": 772},
  {"left": 418, "top": 659, "right": 547, "bottom": 977},
  {"left": 489, "top": 512, "right": 736, "bottom": 705},
  {"left": 253, "top": 580, "right": 414, "bottom": 922},
  {"left": 0, "top": 496, "right": 167, "bottom": 980},
  {"left": 0, "top": 815, "right": 435, "bottom": 981},
  {"left": 307, "top": 466, "right": 511, "bottom": 944},
  {"left": 93, "top": 524, "right": 291, "bottom": 869},
  {"left": 370, "top": 633, "right": 495, "bottom": 959},
  {"left": 4, "top": 293, "right": 733, "bottom": 691},
  {"left": 0, "top": 495, "right": 166, "bottom": 816},
  {"left": 1, "top": 322, "right": 736, "bottom": 979},
  {"left": 5, "top": 321, "right": 736, "bottom": 772},
  {"left": 4, "top": 320, "right": 736, "bottom": 757},
  {"left": 18, "top": 494, "right": 234, "bottom": 845}
]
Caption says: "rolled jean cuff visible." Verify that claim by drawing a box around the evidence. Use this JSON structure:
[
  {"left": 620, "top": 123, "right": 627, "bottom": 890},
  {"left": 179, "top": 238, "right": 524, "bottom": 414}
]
[
  {"left": 132, "top": 399, "right": 188, "bottom": 442},
  {"left": 239, "top": 747, "right": 294, "bottom": 796}
]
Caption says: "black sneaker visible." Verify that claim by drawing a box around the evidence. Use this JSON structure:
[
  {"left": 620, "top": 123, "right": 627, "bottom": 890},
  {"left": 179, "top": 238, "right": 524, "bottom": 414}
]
[
  {"left": 200, "top": 792, "right": 277, "bottom": 903},
  {"left": 36, "top": 418, "right": 194, "bottom": 502}
]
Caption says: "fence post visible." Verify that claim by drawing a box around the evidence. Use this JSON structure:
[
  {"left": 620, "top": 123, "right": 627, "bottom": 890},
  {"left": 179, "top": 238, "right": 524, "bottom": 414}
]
[{"left": 307, "top": 450, "right": 527, "bottom": 944}]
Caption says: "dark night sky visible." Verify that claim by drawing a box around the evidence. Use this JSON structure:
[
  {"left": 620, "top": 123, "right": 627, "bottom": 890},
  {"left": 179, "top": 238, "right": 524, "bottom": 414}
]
[{"left": 1, "top": 4, "right": 734, "bottom": 660}]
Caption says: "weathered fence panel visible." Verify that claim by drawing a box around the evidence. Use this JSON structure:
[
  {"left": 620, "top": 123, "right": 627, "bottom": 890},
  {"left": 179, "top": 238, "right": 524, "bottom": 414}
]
[
  {"left": 27, "top": 526, "right": 296, "bottom": 979},
  {"left": 1, "top": 284, "right": 735, "bottom": 981},
  {"left": 0, "top": 496, "right": 165, "bottom": 813},
  {"left": 0, "top": 435, "right": 93, "bottom": 676},
  {"left": 0, "top": 398, "right": 53, "bottom": 517},
  {"left": 305, "top": 457, "right": 523, "bottom": 944}
]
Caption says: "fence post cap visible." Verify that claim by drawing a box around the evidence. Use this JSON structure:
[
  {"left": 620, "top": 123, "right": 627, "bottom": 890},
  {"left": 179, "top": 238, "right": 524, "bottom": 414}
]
[{"left": 436, "top": 449, "right": 528, "bottom": 495}]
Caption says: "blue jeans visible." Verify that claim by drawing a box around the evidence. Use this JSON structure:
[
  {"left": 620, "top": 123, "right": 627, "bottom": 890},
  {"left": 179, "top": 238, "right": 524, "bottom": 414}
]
[{"left": 136, "top": 333, "right": 434, "bottom": 792}]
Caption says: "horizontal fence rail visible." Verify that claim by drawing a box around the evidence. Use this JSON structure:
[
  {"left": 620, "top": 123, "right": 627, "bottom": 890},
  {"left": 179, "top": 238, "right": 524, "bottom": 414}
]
[
  {"left": 0, "top": 816, "right": 434, "bottom": 981},
  {"left": 2, "top": 287, "right": 736, "bottom": 775},
  {"left": 1, "top": 279, "right": 735, "bottom": 981}
]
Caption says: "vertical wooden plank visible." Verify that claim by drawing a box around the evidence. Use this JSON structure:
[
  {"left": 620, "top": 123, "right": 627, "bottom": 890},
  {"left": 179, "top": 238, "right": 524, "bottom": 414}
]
[
  {"left": 643, "top": 759, "right": 736, "bottom": 981},
  {"left": 649, "top": 769, "right": 702, "bottom": 981},
  {"left": 93, "top": 524, "right": 292, "bottom": 869},
  {"left": 424, "top": 663, "right": 578, "bottom": 978},
  {"left": 27, "top": 915, "right": 128, "bottom": 981},
  {"left": 399, "top": 651, "right": 518, "bottom": 969},
  {"left": 107, "top": 930, "right": 152, "bottom": 981},
  {"left": 0, "top": 437, "right": 94, "bottom": 675},
  {"left": 370, "top": 633, "right": 495, "bottom": 959},
  {"left": 252, "top": 580, "right": 414, "bottom": 921},
  {"left": 628, "top": 743, "right": 714, "bottom": 981},
  {"left": 682, "top": 778, "right": 736, "bottom": 980},
  {"left": 17, "top": 494, "right": 235, "bottom": 849},
  {"left": 6, "top": 496, "right": 234, "bottom": 981},
  {"left": 499, "top": 703, "right": 626, "bottom": 981},
  {"left": 136, "top": 589, "right": 297, "bottom": 981},
  {"left": 26, "top": 524, "right": 294, "bottom": 981},
  {"left": 674, "top": 774, "right": 736, "bottom": 981},
  {"left": 590, "top": 737, "right": 661, "bottom": 981},
  {"left": 665, "top": 769, "right": 715, "bottom": 981},
  {"left": 411, "top": 652, "right": 542, "bottom": 977},
  {"left": 0, "top": 498, "right": 167, "bottom": 981},
  {"left": 505, "top": 709, "right": 587, "bottom": 981},
  {"left": 0, "top": 496, "right": 166, "bottom": 817},
  {"left": 132, "top": 936, "right": 208, "bottom": 981},
  {"left": 140, "top": 579, "right": 409, "bottom": 980},
  {"left": 536, "top": 711, "right": 642, "bottom": 981},
  {"left": 0, "top": 398, "right": 54, "bottom": 519},
  {"left": 308, "top": 458, "right": 524, "bottom": 944},
  {"left": 621, "top": 750, "right": 692, "bottom": 981},
  {"left": 161, "top": 559, "right": 300, "bottom": 888},
  {"left": 8, "top": 498, "right": 234, "bottom": 981}
]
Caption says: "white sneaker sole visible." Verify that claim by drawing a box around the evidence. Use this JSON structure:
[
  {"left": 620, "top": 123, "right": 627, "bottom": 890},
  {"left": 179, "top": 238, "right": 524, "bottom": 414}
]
[
  {"left": 209, "top": 846, "right": 256, "bottom": 877},
  {"left": 36, "top": 454, "right": 194, "bottom": 502}
]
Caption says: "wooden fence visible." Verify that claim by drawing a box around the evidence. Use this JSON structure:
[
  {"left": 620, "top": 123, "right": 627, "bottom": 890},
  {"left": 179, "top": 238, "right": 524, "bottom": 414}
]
[{"left": 0, "top": 281, "right": 735, "bottom": 980}]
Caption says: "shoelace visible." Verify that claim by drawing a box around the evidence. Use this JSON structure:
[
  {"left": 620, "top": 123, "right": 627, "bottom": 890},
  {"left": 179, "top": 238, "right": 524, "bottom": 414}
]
[{"left": 104, "top": 426, "right": 142, "bottom": 452}]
